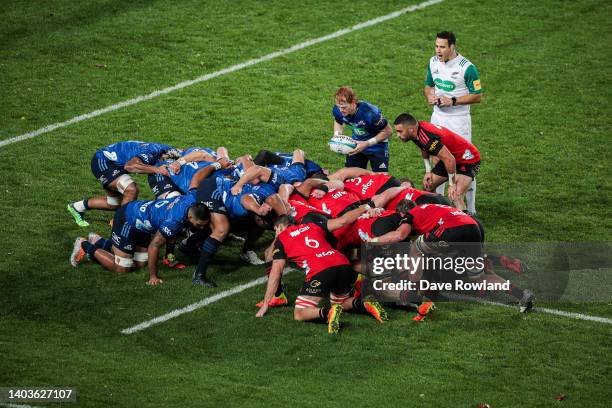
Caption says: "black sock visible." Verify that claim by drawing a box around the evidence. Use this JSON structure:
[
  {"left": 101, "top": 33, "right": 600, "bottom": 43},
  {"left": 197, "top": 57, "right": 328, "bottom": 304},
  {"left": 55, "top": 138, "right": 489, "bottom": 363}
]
[
  {"left": 81, "top": 240, "right": 97, "bottom": 258},
  {"left": 274, "top": 282, "right": 284, "bottom": 297},
  {"left": 508, "top": 284, "right": 524, "bottom": 300},
  {"left": 165, "top": 242, "right": 176, "bottom": 258},
  {"left": 82, "top": 199, "right": 90, "bottom": 210},
  {"left": 194, "top": 237, "right": 221, "bottom": 280},
  {"left": 352, "top": 298, "right": 366, "bottom": 314},
  {"left": 319, "top": 307, "right": 330, "bottom": 323}
]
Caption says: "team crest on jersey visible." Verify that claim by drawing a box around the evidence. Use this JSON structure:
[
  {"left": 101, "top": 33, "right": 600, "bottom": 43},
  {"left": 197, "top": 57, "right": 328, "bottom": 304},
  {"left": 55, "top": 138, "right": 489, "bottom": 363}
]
[{"left": 462, "top": 149, "right": 475, "bottom": 160}]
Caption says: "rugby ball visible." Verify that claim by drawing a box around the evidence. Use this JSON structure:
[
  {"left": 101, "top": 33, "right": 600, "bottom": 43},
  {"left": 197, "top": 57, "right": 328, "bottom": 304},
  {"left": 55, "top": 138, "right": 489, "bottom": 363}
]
[{"left": 328, "top": 135, "right": 357, "bottom": 155}]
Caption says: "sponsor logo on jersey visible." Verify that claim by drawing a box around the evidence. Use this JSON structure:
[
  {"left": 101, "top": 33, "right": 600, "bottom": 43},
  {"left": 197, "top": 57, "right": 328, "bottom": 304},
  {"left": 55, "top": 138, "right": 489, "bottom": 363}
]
[
  {"left": 473, "top": 79, "right": 482, "bottom": 91},
  {"left": 162, "top": 226, "right": 173, "bottom": 236},
  {"left": 462, "top": 149, "right": 474, "bottom": 160},
  {"left": 434, "top": 78, "right": 456, "bottom": 92},
  {"left": 112, "top": 170, "right": 120, "bottom": 177},
  {"left": 315, "top": 251, "right": 335, "bottom": 258},
  {"left": 111, "top": 232, "right": 121, "bottom": 245},
  {"left": 331, "top": 190, "right": 346, "bottom": 200},
  {"left": 361, "top": 179, "right": 374, "bottom": 195},
  {"left": 289, "top": 225, "right": 310, "bottom": 237}
]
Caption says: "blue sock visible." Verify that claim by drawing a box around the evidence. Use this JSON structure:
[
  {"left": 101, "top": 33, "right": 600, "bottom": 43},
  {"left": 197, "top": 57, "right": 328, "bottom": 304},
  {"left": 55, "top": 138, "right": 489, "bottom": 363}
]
[
  {"left": 193, "top": 237, "right": 221, "bottom": 281},
  {"left": 93, "top": 237, "right": 112, "bottom": 252},
  {"left": 81, "top": 240, "right": 97, "bottom": 258}
]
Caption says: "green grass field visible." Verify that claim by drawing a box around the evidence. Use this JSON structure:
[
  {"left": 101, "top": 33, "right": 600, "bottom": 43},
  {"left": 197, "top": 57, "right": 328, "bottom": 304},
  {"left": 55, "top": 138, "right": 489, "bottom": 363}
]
[{"left": 1, "top": 0, "right": 611, "bottom": 407}]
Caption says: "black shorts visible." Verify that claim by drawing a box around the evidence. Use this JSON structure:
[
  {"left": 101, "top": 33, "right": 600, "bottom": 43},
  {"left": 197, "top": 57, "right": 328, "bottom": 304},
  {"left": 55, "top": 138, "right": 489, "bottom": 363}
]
[
  {"left": 147, "top": 173, "right": 179, "bottom": 199},
  {"left": 91, "top": 154, "right": 126, "bottom": 189},
  {"left": 110, "top": 206, "right": 151, "bottom": 254},
  {"left": 345, "top": 149, "right": 389, "bottom": 173},
  {"left": 432, "top": 160, "right": 481, "bottom": 180},
  {"left": 415, "top": 193, "right": 452, "bottom": 206},
  {"left": 196, "top": 176, "right": 228, "bottom": 215},
  {"left": 374, "top": 176, "right": 401, "bottom": 195},
  {"left": 299, "top": 265, "right": 357, "bottom": 298},
  {"left": 421, "top": 224, "right": 483, "bottom": 259}
]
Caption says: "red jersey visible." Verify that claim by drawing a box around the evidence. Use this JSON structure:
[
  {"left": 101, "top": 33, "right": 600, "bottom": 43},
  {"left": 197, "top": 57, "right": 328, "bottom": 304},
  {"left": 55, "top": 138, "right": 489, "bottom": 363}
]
[
  {"left": 386, "top": 188, "right": 431, "bottom": 210},
  {"left": 334, "top": 210, "right": 405, "bottom": 251},
  {"left": 306, "top": 188, "right": 360, "bottom": 217},
  {"left": 289, "top": 199, "right": 327, "bottom": 223},
  {"left": 273, "top": 222, "right": 349, "bottom": 279},
  {"left": 414, "top": 121, "right": 480, "bottom": 164},
  {"left": 343, "top": 173, "right": 394, "bottom": 200},
  {"left": 406, "top": 204, "right": 477, "bottom": 235}
]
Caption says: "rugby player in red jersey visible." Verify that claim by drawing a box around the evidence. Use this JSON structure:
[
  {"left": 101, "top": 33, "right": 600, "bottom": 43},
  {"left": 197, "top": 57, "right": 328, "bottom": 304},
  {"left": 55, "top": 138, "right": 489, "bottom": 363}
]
[
  {"left": 256, "top": 208, "right": 388, "bottom": 334},
  {"left": 396, "top": 200, "right": 534, "bottom": 313},
  {"left": 394, "top": 113, "right": 481, "bottom": 211}
]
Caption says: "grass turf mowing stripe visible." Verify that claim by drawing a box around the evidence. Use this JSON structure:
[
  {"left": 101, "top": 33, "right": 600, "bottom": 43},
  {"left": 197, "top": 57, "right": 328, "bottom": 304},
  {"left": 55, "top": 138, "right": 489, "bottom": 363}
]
[
  {"left": 121, "top": 268, "right": 297, "bottom": 334},
  {"left": 0, "top": 0, "right": 445, "bottom": 149}
]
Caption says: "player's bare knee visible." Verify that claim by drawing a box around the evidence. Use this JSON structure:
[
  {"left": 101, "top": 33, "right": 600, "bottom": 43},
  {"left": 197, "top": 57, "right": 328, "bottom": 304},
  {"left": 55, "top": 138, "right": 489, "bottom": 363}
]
[{"left": 293, "top": 308, "right": 308, "bottom": 321}]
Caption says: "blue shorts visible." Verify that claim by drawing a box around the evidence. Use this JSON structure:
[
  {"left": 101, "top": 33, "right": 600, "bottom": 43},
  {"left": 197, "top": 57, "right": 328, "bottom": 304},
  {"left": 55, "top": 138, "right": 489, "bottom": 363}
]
[
  {"left": 196, "top": 177, "right": 228, "bottom": 216},
  {"left": 91, "top": 153, "right": 126, "bottom": 188},
  {"left": 110, "top": 206, "right": 151, "bottom": 254},
  {"left": 147, "top": 173, "right": 180, "bottom": 199},
  {"left": 345, "top": 149, "right": 389, "bottom": 172}
]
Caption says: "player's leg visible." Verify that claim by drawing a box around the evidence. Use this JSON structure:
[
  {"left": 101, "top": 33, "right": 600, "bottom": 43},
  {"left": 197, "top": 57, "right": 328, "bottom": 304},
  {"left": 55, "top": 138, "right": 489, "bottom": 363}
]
[
  {"left": 332, "top": 266, "right": 388, "bottom": 323},
  {"left": 192, "top": 212, "right": 229, "bottom": 287},
  {"left": 291, "top": 149, "right": 305, "bottom": 165},
  {"left": 216, "top": 146, "right": 230, "bottom": 161},
  {"left": 367, "top": 149, "right": 389, "bottom": 173},
  {"left": 451, "top": 174, "right": 472, "bottom": 211}
]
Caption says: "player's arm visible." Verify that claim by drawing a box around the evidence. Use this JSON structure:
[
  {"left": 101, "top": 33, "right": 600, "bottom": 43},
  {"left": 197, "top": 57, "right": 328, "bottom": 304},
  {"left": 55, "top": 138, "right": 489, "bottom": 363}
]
[
  {"left": 329, "top": 167, "right": 373, "bottom": 181},
  {"left": 333, "top": 121, "right": 345, "bottom": 137},
  {"left": 124, "top": 157, "right": 168, "bottom": 175},
  {"left": 421, "top": 150, "right": 434, "bottom": 190},
  {"left": 370, "top": 223, "right": 412, "bottom": 244},
  {"left": 265, "top": 193, "right": 290, "bottom": 216},
  {"left": 256, "top": 258, "right": 286, "bottom": 317},
  {"left": 188, "top": 163, "right": 222, "bottom": 190},
  {"left": 350, "top": 110, "right": 392, "bottom": 155},
  {"left": 241, "top": 194, "right": 271, "bottom": 216},
  {"left": 146, "top": 232, "right": 167, "bottom": 285},
  {"left": 231, "top": 166, "right": 271, "bottom": 195},
  {"left": 435, "top": 146, "right": 459, "bottom": 199},
  {"left": 326, "top": 204, "right": 369, "bottom": 232},
  {"left": 424, "top": 63, "right": 438, "bottom": 105},
  {"left": 440, "top": 65, "right": 483, "bottom": 107}
]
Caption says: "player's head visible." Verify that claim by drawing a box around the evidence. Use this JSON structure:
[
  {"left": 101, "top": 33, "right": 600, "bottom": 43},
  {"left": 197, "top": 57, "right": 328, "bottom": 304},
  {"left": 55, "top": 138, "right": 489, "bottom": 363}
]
[
  {"left": 399, "top": 178, "right": 415, "bottom": 188},
  {"left": 393, "top": 113, "right": 418, "bottom": 141},
  {"left": 187, "top": 203, "right": 211, "bottom": 229},
  {"left": 335, "top": 86, "right": 358, "bottom": 116},
  {"left": 162, "top": 148, "right": 183, "bottom": 161},
  {"left": 395, "top": 199, "right": 416, "bottom": 217},
  {"left": 435, "top": 31, "right": 456, "bottom": 62},
  {"left": 273, "top": 215, "right": 295, "bottom": 236}
]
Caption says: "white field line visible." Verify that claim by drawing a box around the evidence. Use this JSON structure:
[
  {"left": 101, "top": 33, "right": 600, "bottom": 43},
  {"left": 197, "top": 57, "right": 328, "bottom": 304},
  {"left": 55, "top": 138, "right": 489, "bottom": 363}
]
[
  {"left": 448, "top": 294, "right": 612, "bottom": 324},
  {"left": 0, "top": 404, "right": 44, "bottom": 408},
  {"left": 0, "top": 0, "right": 445, "bottom": 149},
  {"left": 121, "top": 268, "right": 297, "bottom": 334}
]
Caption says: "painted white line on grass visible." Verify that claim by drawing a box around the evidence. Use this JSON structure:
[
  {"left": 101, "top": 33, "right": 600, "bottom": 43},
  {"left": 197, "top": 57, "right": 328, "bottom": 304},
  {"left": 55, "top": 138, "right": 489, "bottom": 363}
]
[
  {"left": 121, "top": 268, "right": 296, "bottom": 334},
  {"left": 0, "top": 0, "right": 445, "bottom": 149},
  {"left": 449, "top": 294, "right": 612, "bottom": 324},
  {"left": 0, "top": 404, "right": 44, "bottom": 408}
]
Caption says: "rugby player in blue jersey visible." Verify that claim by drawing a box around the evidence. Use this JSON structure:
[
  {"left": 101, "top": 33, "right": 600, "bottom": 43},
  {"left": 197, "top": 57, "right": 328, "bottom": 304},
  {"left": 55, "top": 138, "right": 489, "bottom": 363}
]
[
  {"left": 67, "top": 141, "right": 180, "bottom": 227},
  {"left": 253, "top": 150, "right": 326, "bottom": 178},
  {"left": 332, "top": 87, "right": 393, "bottom": 172},
  {"left": 193, "top": 176, "right": 288, "bottom": 287},
  {"left": 70, "top": 191, "right": 211, "bottom": 286}
]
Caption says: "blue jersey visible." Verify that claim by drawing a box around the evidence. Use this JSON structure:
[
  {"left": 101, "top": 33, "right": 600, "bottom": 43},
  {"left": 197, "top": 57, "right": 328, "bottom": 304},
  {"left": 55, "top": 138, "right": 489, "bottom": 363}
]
[
  {"left": 332, "top": 101, "right": 389, "bottom": 153},
  {"left": 96, "top": 141, "right": 175, "bottom": 166},
  {"left": 272, "top": 152, "right": 323, "bottom": 177},
  {"left": 124, "top": 192, "right": 196, "bottom": 239},
  {"left": 216, "top": 178, "right": 275, "bottom": 218},
  {"left": 168, "top": 161, "right": 219, "bottom": 193}
]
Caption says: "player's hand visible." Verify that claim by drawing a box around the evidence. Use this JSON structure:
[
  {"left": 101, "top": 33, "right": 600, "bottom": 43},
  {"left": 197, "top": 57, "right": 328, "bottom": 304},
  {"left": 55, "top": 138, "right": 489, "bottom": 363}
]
[
  {"left": 157, "top": 166, "right": 170, "bottom": 176},
  {"left": 348, "top": 141, "right": 369, "bottom": 156},
  {"left": 427, "top": 93, "right": 438, "bottom": 105},
  {"left": 438, "top": 96, "right": 453, "bottom": 107},
  {"left": 448, "top": 184, "right": 458, "bottom": 201},
  {"left": 217, "top": 157, "right": 232, "bottom": 169},
  {"left": 231, "top": 185, "right": 242, "bottom": 195},
  {"left": 147, "top": 276, "right": 163, "bottom": 286},
  {"left": 255, "top": 304, "right": 268, "bottom": 317},
  {"left": 310, "top": 188, "right": 325, "bottom": 199},
  {"left": 168, "top": 161, "right": 181, "bottom": 174},
  {"left": 257, "top": 203, "right": 272, "bottom": 216},
  {"left": 423, "top": 172, "right": 434, "bottom": 190}
]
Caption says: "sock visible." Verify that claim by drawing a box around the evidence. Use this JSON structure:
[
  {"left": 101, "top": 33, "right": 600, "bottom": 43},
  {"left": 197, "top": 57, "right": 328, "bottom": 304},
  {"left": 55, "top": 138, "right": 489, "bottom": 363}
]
[
  {"left": 508, "top": 284, "right": 524, "bottom": 300},
  {"left": 435, "top": 182, "right": 445, "bottom": 195},
  {"left": 81, "top": 240, "right": 97, "bottom": 258},
  {"left": 318, "top": 307, "right": 330, "bottom": 323},
  {"left": 194, "top": 237, "right": 221, "bottom": 280},
  {"left": 165, "top": 242, "right": 176, "bottom": 258},
  {"left": 93, "top": 237, "right": 112, "bottom": 252},
  {"left": 466, "top": 179, "right": 476, "bottom": 214},
  {"left": 351, "top": 298, "right": 366, "bottom": 313},
  {"left": 274, "top": 281, "right": 284, "bottom": 297},
  {"left": 73, "top": 199, "right": 89, "bottom": 212}
]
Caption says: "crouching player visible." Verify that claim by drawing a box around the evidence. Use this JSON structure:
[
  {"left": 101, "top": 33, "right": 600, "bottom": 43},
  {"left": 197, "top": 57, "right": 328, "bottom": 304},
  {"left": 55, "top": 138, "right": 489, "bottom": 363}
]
[
  {"left": 68, "top": 141, "right": 180, "bottom": 227},
  {"left": 256, "top": 210, "right": 388, "bottom": 334},
  {"left": 70, "top": 192, "right": 211, "bottom": 285}
]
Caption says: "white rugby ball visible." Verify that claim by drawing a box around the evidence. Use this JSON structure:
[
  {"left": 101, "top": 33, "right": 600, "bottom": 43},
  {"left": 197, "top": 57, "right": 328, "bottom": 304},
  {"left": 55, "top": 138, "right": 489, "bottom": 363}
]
[{"left": 328, "top": 135, "right": 357, "bottom": 155}]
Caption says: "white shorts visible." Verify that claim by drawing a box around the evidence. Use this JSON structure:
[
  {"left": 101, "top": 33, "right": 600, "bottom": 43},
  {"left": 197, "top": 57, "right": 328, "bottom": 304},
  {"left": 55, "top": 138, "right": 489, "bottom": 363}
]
[{"left": 431, "top": 112, "right": 472, "bottom": 142}]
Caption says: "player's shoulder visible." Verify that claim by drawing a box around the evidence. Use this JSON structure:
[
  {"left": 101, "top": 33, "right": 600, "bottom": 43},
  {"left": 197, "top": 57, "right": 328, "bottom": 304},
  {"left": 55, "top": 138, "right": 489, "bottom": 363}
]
[
  {"left": 456, "top": 54, "right": 476, "bottom": 70},
  {"left": 429, "top": 56, "right": 439, "bottom": 65}
]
